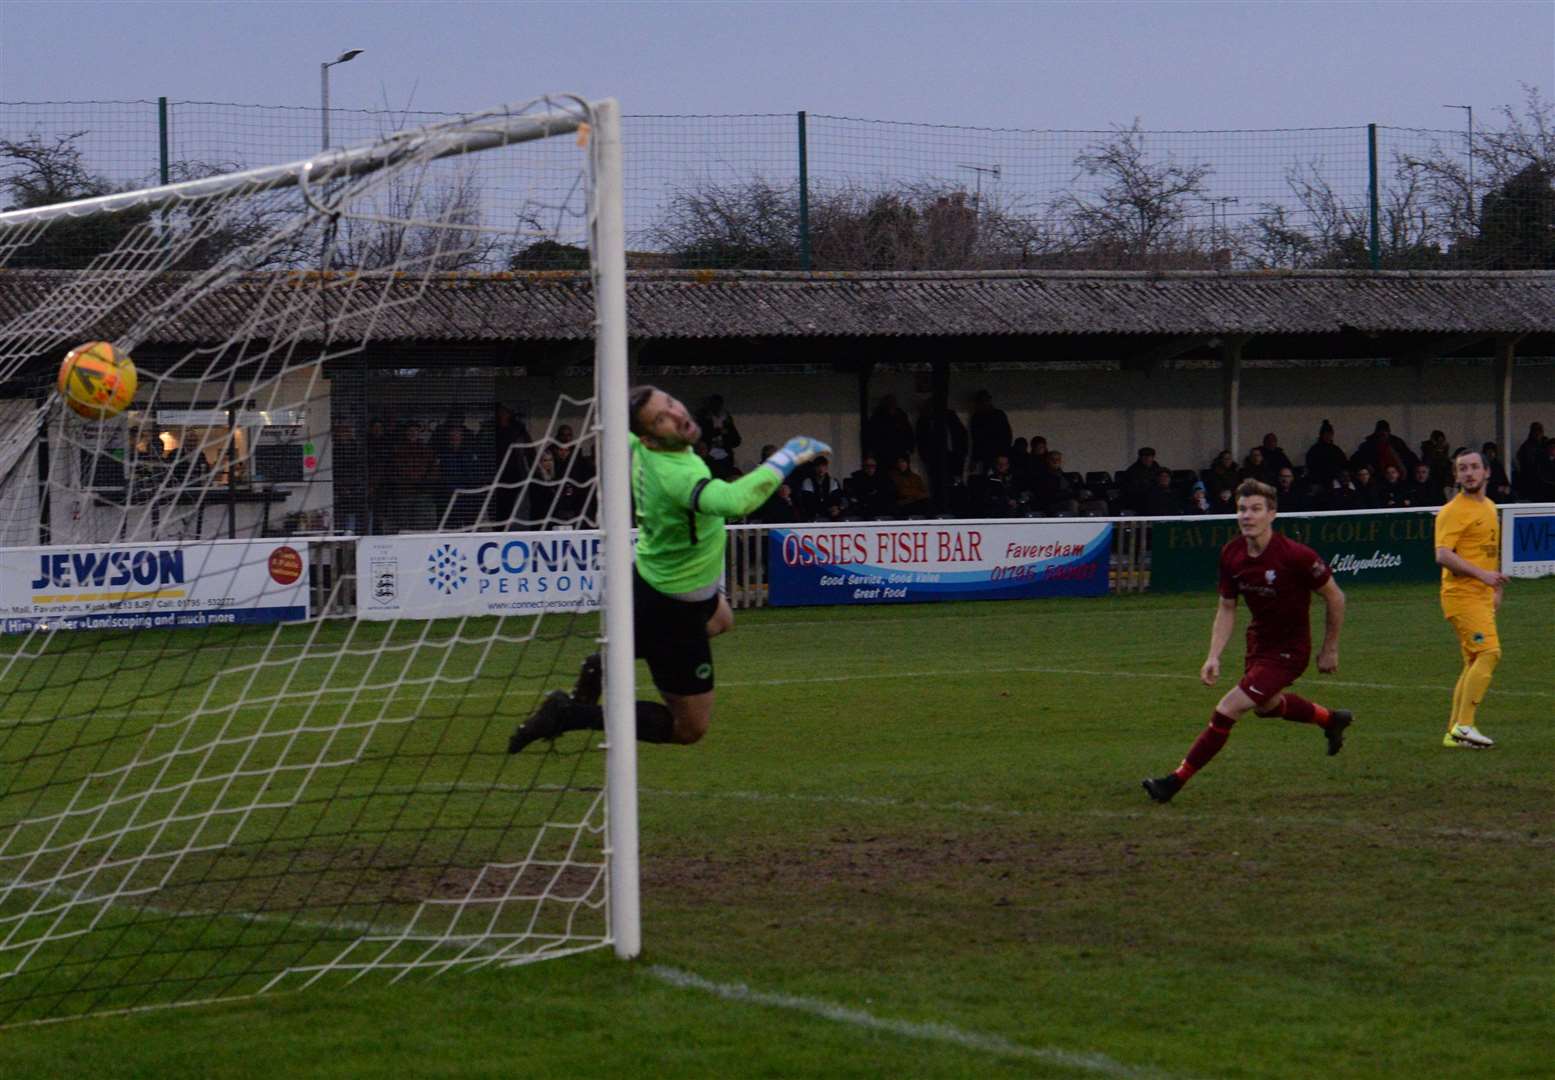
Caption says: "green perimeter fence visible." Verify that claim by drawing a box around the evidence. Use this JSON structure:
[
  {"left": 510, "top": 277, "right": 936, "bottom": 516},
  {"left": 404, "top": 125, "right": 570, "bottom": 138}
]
[{"left": 3, "top": 99, "right": 1551, "bottom": 272}]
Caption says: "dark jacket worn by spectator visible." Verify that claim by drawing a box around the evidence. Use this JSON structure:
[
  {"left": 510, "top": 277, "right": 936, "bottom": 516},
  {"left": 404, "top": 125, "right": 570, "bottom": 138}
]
[
  {"left": 1139, "top": 468, "right": 1182, "bottom": 516},
  {"left": 1304, "top": 421, "right": 1349, "bottom": 488},
  {"left": 968, "top": 390, "right": 1013, "bottom": 475},
  {"left": 1120, "top": 448, "right": 1160, "bottom": 511},
  {"left": 695, "top": 395, "right": 742, "bottom": 479},
  {"left": 798, "top": 458, "right": 847, "bottom": 521},
  {"left": 1515, "top": 423, "right": 1546, "bottom": 498},
  {"left": 845, "top": 457, "right": 894, "bottom": 518},
  {"left": 864, "top": 396, "right": 915, "bottom": 473}
]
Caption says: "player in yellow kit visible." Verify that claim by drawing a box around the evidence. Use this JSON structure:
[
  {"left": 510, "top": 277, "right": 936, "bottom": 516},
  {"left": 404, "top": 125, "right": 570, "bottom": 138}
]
[{"left": 1434, "top": 449, "right": 1509, "bottom": 748}]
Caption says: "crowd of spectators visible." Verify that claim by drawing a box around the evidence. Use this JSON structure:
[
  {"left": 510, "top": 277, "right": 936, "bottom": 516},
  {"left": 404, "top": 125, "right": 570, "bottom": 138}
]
[
  {"left": 700, "top": 389, "right": 1555, "bottom": 524},
  {"left": 338, "top": 390, "right": 1555, "bottom": 533}
]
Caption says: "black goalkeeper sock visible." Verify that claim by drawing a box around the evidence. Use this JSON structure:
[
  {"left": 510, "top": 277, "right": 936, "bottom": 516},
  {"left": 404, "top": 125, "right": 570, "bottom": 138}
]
[{"left": 556, "top": 701, "right": 677, "bottom": 744}]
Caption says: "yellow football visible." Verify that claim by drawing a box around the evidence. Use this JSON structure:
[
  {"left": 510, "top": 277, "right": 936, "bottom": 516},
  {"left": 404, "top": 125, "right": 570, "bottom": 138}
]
[{"left": 58, "top": 341, "right": 138, "bottom": 421}]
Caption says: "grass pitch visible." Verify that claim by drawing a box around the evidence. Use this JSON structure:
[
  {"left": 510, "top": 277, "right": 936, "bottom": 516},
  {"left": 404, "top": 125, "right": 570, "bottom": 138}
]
[{"left": 0, "top": 581, "right": 1551, "bottom": 1078}]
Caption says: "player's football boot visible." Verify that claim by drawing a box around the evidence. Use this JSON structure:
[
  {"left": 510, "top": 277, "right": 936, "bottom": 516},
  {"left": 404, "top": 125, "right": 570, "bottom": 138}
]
[
  {"left": 572, "top": 653, "right": 603, "bottom": 707},
  {"left": 1447, "top": 724, "right": 1495, "bottom": 748},
  {"left": 1324, "top": 709, "right": 1353, "bottom": 756},
  {"left": 508, "top": 690, "right": 572, "bottom": 754},
  {"left": 1141, "top": 774, "right": 1183, "bottom": 803}
]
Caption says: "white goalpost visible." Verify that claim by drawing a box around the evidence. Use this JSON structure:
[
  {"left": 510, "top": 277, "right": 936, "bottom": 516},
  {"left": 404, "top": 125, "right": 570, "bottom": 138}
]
[{"left": 0, "top": 95, "right": 638, "bottom": 1024}]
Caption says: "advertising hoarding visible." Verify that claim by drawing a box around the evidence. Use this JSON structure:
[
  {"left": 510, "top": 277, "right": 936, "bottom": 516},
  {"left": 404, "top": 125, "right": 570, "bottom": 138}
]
[
  {"left": 766, "top": 520, "right": 1112, "bottom": 606},
  {"left": 0, "top": 539, "right": 310, "bottom": 633}
]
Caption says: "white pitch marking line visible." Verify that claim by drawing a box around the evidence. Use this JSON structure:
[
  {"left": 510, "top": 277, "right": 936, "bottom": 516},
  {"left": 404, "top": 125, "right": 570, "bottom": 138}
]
[{"left": 647, "top": 965, "right": 1179, "bottom": 1079}]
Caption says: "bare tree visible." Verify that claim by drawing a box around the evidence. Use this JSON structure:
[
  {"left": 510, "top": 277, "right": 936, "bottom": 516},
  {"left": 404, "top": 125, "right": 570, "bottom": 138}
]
[
  {"left": 327, "top": 166, "right": 502, "bottom": 271},
  {"left": 0, "top": 131, "right": 152, "bottom": 269},
  {"left": 1052, "top": 121, "right": 1214, "bottom": 266},
  {"left": 646, "top": 177, "right": 801, "bottom": 268}
]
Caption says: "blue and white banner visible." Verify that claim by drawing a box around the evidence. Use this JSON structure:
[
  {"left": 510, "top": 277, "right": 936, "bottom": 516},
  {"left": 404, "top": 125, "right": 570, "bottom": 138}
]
[
  {"left": 767, "top": 520, "right": 1112, "bottom": 606},
  {"left": 356, "top": 531, "right": 602, "bottom": 620},
  {"left": 0, "top": 539, "right": 311, "bottom": 634},
  {"left": 1501, "top": 505, "right": 1555, "bottom": 578}
]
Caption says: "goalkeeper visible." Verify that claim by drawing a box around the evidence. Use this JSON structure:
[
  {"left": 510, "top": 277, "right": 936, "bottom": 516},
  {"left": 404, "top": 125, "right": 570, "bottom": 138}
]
[{"left": 509, "top": 386, "right": 829, "bottom": 751}]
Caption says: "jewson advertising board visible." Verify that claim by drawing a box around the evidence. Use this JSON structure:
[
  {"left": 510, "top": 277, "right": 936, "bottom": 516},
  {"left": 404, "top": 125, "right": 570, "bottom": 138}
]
[
  {"left": 766, "top": 520, "right": 1112, "bottom": 606},
  {"left": 357, "top": 531, "right": 602, "bottom": 620},
  {"left": 1501, "top": 505, "right": 1555, "bottom": 578},
  {"left": 0, "top": 540, "right": 310, "bottom": 634}
]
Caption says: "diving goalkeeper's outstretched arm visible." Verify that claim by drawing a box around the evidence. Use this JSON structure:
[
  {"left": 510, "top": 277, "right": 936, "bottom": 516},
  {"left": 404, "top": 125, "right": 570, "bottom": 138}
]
[{"left": 508, "top": 386, "right": 830, "bottom": 753}]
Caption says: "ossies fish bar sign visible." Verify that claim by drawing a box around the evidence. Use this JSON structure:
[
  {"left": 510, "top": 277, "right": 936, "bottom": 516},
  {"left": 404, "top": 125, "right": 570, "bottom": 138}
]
[{"left": 1151, "top": 511, "right": 1438, "bottom": 593}]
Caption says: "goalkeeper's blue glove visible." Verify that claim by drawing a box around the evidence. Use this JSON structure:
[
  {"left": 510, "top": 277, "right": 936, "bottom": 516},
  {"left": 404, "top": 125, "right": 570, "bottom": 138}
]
[{"left": 762, "top": 436, "right": 832, "bottom": 481}]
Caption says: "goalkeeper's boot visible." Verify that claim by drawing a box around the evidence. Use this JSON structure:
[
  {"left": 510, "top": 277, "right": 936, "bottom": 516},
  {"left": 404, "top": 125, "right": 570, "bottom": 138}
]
[
  {"left": 572, "top": 653, "right": 603, "bottom": 707},
  {"left": 1141, "top": 774, "right": 1183, "bottom": 803},
  {"left": 1325, "top": 709, "right": 1353, "bottom": 756},
  {"left": 1447, "top": 723, "right": 1495, "bottom": 748},
  {"left": 508, "top": 690, "right": 571, "bottom": 754}
]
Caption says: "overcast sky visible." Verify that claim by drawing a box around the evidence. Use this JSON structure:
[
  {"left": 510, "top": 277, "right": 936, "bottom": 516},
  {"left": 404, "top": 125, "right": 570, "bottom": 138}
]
[{"left": 1, "top": 0, "right": 1550, "bottom": 132}]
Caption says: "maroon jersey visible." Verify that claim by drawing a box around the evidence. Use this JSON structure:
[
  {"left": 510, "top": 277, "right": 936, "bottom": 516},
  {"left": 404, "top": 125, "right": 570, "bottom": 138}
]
[{"left": 1218, "top": 531, "right": 1333, "bottom": 663}]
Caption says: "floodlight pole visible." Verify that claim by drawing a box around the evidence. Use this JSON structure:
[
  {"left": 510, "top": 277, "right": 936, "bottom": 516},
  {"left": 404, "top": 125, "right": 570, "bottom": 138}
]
[
  {"left": 321, "top": 48, "right": 365, "bottom": 151},
  {"left": 1443, "top": 104, "right": 1473, "bottom": 221}
]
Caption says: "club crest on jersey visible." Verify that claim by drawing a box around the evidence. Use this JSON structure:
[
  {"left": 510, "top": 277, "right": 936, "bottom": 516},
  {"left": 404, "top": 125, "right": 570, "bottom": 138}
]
[{"left": 1265, "top": 569, "right": 1277, "bottom": 584}]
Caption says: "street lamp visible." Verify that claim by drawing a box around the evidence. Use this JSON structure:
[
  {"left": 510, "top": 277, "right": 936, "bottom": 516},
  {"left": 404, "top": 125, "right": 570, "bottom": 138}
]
[
  {"left": 321, "top": 48, "right": 365, "bottom": 151},
  {"left": 1443, "top": 104, "right": 1473, "bottom": 220}
]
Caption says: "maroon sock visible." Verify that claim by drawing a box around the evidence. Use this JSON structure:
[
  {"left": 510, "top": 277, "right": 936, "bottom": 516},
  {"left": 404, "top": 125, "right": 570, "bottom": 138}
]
[
  {"left": 1270, "top": 694, "right": 1330, "bottom": 727},
  {"left": 1173, "top": 711, "right": 1237, "bottom": 782}
]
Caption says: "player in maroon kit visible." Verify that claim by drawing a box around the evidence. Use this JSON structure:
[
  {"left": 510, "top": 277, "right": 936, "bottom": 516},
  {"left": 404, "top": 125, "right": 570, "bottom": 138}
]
[{"left": 1143, "top": 479, "right": 1352, "bottom": 802}]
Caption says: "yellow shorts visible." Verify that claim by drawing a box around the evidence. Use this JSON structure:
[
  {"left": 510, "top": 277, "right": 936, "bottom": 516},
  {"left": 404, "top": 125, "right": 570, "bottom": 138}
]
[{"left": 1443, "top": 601, "right": 1499, "bottom": 655}]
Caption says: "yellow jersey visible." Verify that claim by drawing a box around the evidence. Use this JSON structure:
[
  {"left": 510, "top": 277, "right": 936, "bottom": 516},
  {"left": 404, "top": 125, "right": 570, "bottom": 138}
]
[{"left": 1435, "top": 492, "right": 1499, "bottom": 604}]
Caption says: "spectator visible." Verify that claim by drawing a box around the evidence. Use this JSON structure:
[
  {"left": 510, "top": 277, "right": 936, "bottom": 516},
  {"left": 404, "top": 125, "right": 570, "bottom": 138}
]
[
  {"left": 391, "top": 420, "right": 438, "bottom": 532},
  {"left": 1352, "top": 465, "right": 1383, "bottom": 509},
  {"left": 1538, "top": 439, "right": 1555, "bottom": 502},
  {"left": 797, "top": 456, "right": 847, "bottom": 521},
  {"left": 1482, "top": 442, "right": 1513, "bottom": 502},
  {"left": 1206, "top": 450, "right": 1240, "bottom": 498},
  {"left": 1275, "top": 466, "right": 1312, "bottom": 512},
  {"left": 1186, "top": 479, "right": 1214, "bottom": 514},
  {"left": 1140, "top": 467, "right": 1182, "bottom": 516},
  {"left": 364, "top": 416, "right": 394, "bottom": 534},
  {"left": 437, "top": 424, "right": 486, "bottom": 529},
  {"left": 1207, "top": 482, "right": 1236, "bottom": 514},
  {"left": 755, "top": 482, "right": 799, "bottom": 524},
  {"left": 1326, "top": 469, "right": 1363, "bottom": 511},
  {"left": 694, "top": 394, "right": 743, "bottom": 480},
  {"left": 888, "top": 454, "right": 935, "bottom": 517},
  {"left": 1351, "top": 419, "right": 1417, "bottom": 477},
  {"left": 1007, "top": 437, "right": 1031, "bottom": 486},
  {"left": 492, "top": 403, "right": 531, "bottom": 528},
  {"left": 1420, "top": 429, "right": 1452, "bottom": 487},
  {"left": 973, "top": 453, "right": 1023, "bottom": 517},
  {"left": 1258, "top": 432, "right": 1293, "bottom": 474},
  {"left": 914, "top": 398, "right": 968, "bottom": 509},
  {"left": 864, "top": 395, "right": 915, "bottom": 473},
  {"left": 1030, "top": 451, "right": 1079, "bottom": 515},
  {"left": 529, "top": 445, "right": 561, "bottom": 524},
  {"left": 1406, "top": 461, "right": 1445, "bottom": 507},
  {"left": 1304, "top": 419, "right": 1348, "bottom": 489},
  {"left": 845, "top": 455, "right": 893, "bottom": 518},
  {"left": 968, "top": 389, "right": 1012, "bottom": 475},
  {"left": 1241, "top": 446, "right": 1276, "bottom": 484},
  {"left": 1515, "top": 422, "right": 1546, "bottom": 498},
  {"left": 1121, "top": 447, "right": 1160, "bottom": 511},
  {"left": 1375, "top": 463, "right": 1409, "bottom": 508}
]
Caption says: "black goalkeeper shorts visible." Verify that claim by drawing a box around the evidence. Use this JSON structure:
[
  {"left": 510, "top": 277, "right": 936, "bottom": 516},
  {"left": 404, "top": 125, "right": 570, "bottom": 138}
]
[{"left": 633, "top": 566, "right": 718, "bottom": 696}]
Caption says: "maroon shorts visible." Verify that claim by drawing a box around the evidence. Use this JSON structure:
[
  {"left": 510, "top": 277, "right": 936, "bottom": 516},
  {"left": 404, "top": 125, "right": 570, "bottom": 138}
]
[{"left": 1237, "top": 656, "right": 1306, "bottom": 706}]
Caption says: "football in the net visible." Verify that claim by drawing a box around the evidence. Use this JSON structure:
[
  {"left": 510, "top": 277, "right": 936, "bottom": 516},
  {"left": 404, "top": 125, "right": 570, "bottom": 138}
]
[{"left": 58, "top": 341, "right": 138, "bottom": 420}]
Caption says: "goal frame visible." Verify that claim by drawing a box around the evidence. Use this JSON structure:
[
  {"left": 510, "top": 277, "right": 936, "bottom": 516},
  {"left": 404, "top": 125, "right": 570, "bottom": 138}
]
[{"left": 0, "top": 94, "right": 642, "bottom": 979}]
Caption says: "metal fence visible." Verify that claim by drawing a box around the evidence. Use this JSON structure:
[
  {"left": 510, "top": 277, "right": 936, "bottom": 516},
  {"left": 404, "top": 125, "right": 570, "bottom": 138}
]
[{"left": 4, "top": 99, "right": 1547, "bottom": 272}]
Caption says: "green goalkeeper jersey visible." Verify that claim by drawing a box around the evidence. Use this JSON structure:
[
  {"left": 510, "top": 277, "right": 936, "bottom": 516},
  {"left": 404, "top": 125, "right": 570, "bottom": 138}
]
[{"left": 629, "top": 432, "right": 779, "bottom": 595}]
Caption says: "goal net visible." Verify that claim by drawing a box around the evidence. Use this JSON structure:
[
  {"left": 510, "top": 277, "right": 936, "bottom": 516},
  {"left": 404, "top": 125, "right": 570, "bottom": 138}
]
[{"left": 0, "top": 95, "right": 638, "bottom": 1025}]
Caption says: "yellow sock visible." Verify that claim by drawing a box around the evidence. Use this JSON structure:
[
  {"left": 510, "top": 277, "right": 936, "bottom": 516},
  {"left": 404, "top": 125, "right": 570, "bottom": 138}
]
[
  {"left": 1448, "top": 656, "right": 1473, "bottom": 732},
  {"left": 1458, "top": 649, "right": 1501, "bottom": 729}
]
